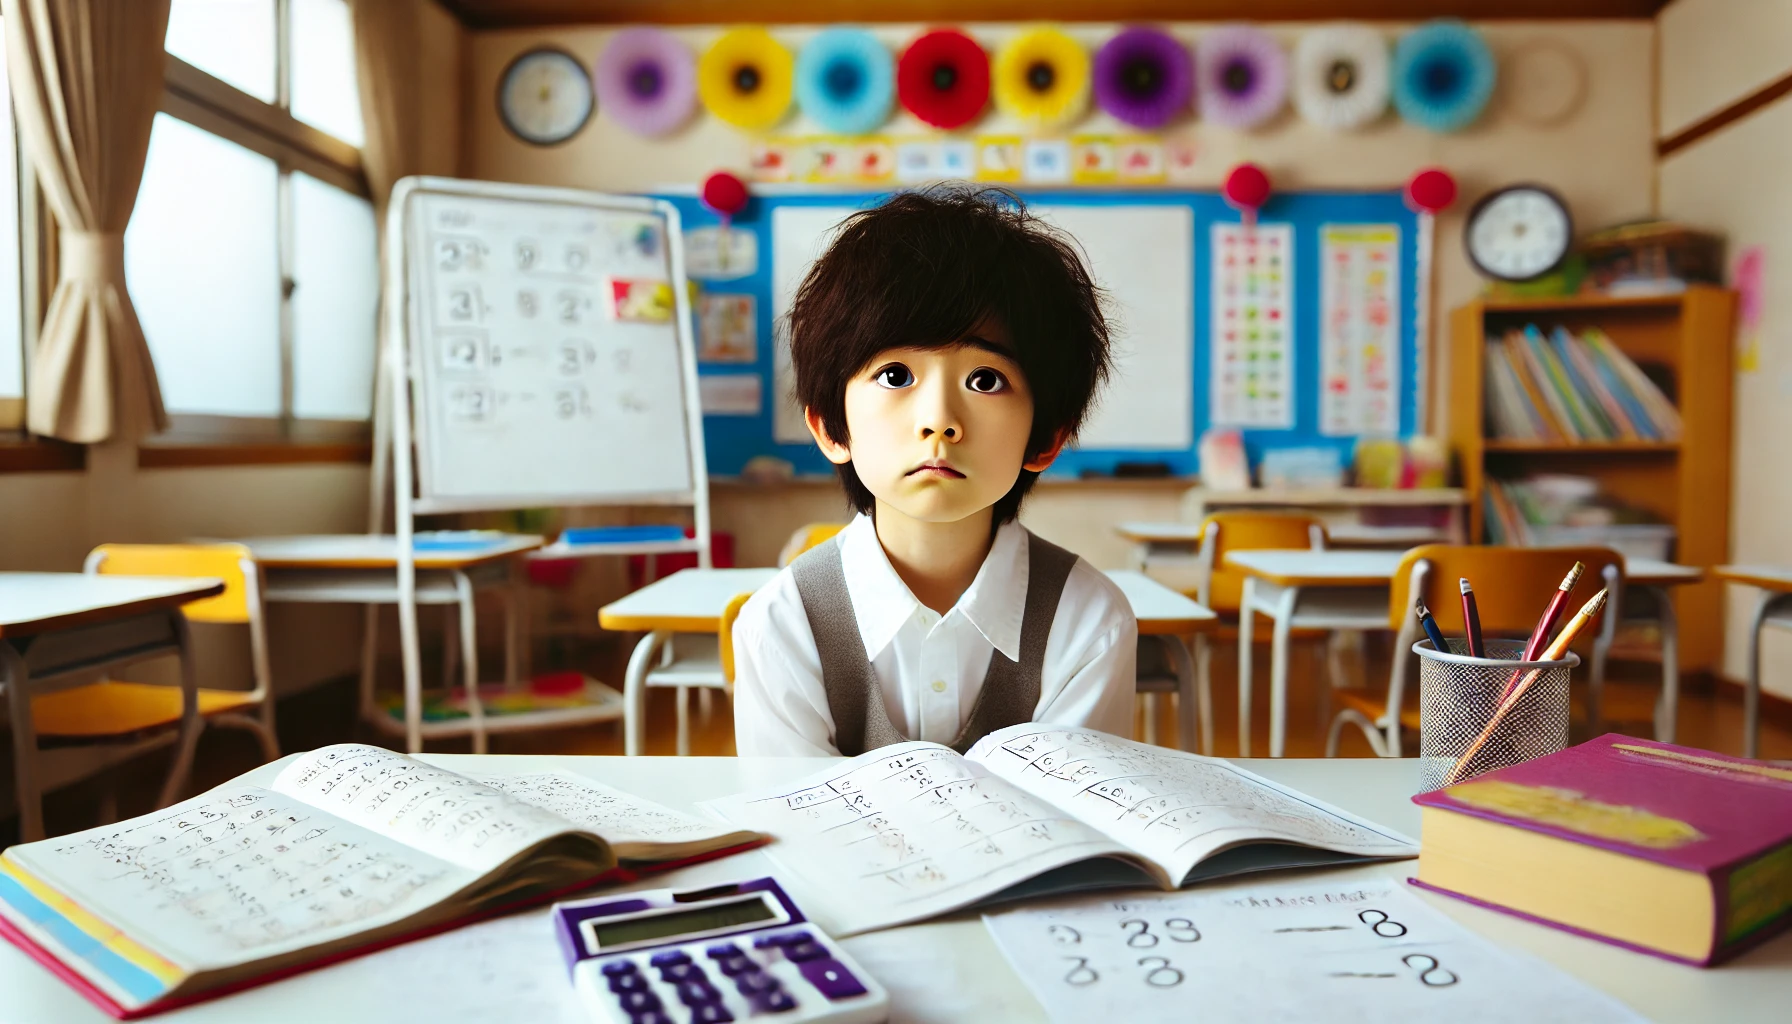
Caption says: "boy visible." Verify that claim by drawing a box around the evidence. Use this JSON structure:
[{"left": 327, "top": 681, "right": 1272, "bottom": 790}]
[{"left": 732, "top": 186, "right": 1137, "bottom": 757}]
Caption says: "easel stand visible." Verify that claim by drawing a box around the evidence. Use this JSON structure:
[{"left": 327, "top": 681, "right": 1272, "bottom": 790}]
[{"left": 368, "top": 176, "right": 712, "bottom": 754}]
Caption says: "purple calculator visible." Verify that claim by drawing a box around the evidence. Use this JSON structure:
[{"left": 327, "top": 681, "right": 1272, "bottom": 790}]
[{"left": 552, "top": 877, "right": 888, "bottom": 1024}]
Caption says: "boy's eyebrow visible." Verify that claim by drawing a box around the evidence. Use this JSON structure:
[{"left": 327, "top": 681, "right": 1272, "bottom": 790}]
[{"left": 957, "top": 334, "right": 1017, "bottom": 358}]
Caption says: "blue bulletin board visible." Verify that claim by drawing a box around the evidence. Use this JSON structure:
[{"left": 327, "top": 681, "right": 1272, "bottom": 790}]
[{"left": 656, "top": 187, "right": 1420, "bottom": 478}]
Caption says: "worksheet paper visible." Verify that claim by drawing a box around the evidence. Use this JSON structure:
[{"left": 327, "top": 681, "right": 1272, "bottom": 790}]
[
  {"left": 983, "top": 877, "right": 1644, "bottom": 1024},
  {"left": 1210, "top": 222, "right": 1295, "bottom": 428},
  {"left": 703, "top": 726, "right": 1415, "bottom": 937}
]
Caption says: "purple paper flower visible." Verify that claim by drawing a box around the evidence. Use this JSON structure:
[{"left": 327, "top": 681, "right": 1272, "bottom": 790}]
[
  {"left": 595, "top": 27, "right": 696, "bottom": 137},
  {"left": 1197, "top": 25, "right": 1288, "bottom": 129},
  {"left": 1093, "top": 27, "right": 1193, "bottom": 129}
]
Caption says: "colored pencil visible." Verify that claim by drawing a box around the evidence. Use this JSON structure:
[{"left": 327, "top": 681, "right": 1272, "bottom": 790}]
[
  {"left": 1459, "top": 578, "right": 1484, "bottom": 658},
  {"left": 1500, "top": 561, "right": 1585, "bottom": 699},
  {"left": 1415, "top": 600, "right": 1450, "bottom": 652},
  {"left": 1443, "top": 588, "right": 1609, "bottom": 787}
]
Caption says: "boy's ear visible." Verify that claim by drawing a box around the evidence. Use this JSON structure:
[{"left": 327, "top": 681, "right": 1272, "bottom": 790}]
[
  {"left": 805, "top": 407, "right": 853, "bottom": 466},
  {"left": 1022, "top": 428, "right": 1071, "bottom": 473}
]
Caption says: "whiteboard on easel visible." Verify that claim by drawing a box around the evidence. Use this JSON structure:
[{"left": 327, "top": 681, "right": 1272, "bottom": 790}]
[{"left": 396, "top": 178, "right": 702, "bottom": 513}]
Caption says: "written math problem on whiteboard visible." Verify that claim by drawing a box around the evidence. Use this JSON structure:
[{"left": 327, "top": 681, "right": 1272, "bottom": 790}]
[{"left": 983, "top": 878, "right": 1643, "bottom": 1024}]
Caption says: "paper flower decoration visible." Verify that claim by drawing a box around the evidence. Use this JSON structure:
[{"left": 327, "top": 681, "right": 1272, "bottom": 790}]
[
  {"left": 1291, "top": 24, "right": 1389, "bottom": 131},
  {"left": 1093, "top": 27, "right": 1193, "bottom": 129},
  {"left": 698, "top": 27, "right": 794, "bottom": 130},
  {"left": 1197, "top": 25, "right": 1288, "bottom": 129},
  {"left": 897, "top": 28, "right": 989, "bottom": 130},
  {"left": 1391, "top": 20, "right": 1495, "bottom": 133},
  {"left": 594, "top": 28, "right": 696, "bottom": 137},
  {"left": 795, "top": 28, "right": 894, "bottom": 135},
  {"left": 993, "top": 27, "right": 1089, "bottom": 128}
]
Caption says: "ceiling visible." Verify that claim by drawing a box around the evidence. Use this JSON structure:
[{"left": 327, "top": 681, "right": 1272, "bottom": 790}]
[{"left": 435, "top": 0, "right": 1673, "bottom": 30}]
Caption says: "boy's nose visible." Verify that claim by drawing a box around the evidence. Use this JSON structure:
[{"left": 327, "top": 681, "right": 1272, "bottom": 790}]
[{"left": 915, "top": 380, "right": 963, "bottom": 442}]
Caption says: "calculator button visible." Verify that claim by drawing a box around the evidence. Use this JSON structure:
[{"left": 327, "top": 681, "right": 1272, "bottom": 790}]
[
  {"left": 716, "top": 955, "right": 754, "bottom": 977},
  {"left": 750, "top": 990, "right": 798, "bottom": 1014},
  {"left": 608, "top": 971, "right": 648, "bottom": 993},
  {"left": 650, "top": 950, "right": 693, "bottom": 967},
  {"left": 629, "top": 1012, "right": 672, "bottom": 1024},
  {"left": 798, "top": 959, "right": 869, "bottom": 1000},
  {"left": 777, "top": 931, "right": 812, "bottom": 945},
  {"left": 676, "top": 980, "right": 721, "bottom": 1006},
  {"left": 750, "top": 933, "right": 786, "bottom": 950},
  {"left": 616, "top": 990, "right": 661, "bottom": 1014},
  {"left": 658, "top": 962, "right": 703, "bottom": 983},
  {"left": 734, "top": 970, "right": 778, "bottom": 996},
  {"left": 705, "top": 943, "right": 743, "bottom": 959},
  {"left": 784, "top": 941, "right": 827, "bottom": 963},
  {"left": 690, "top": 1005, "right": 735, "bottom": 1024},
  {"left": 602, "top": 960, "right": 639, "bottom": 977}
]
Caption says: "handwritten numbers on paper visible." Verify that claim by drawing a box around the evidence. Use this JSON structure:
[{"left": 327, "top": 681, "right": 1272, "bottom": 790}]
[
  {"left": 1062, "top": 957, "right": 1099, "bottom": 987},
  {"left": 1358, "top": 909, "right": 1408, "bottom": 939},
  {"left": 435, "top": 236, "right": 485, "bottom": 273},
  {"left": 1120, "top": 919, "right": 1157, "bottom": 948},
  {"left": 1164, "top": 918, "right": 1202, "bottom": 943},
  {"left": 1402, "top": 954, "right": 1459, "bottom": 988},
  {"left": 1137, "top": 957, "right": 1185, "bottom": 988},
  {"left": 564, "top": 244, "right": 590, "bottom": 272},
  {"left": 1048, "top": 924, "right": 1082, "bottom": 947},
  {"left": 517, "top": 290, "right": 538, "bottom": 319},
  {"left": 555, "top": 290, "right": 590, "bottom": 325},
  {"left": 516, "top": 239, "right": 540, "bottom": 271}
]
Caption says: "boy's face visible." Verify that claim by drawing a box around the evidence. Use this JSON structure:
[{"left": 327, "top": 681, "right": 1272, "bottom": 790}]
[{"left": 806, "top": 319, "right": 1065, "bottom": 525}]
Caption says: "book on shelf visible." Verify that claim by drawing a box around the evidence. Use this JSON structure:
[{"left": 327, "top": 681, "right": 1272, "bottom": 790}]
[
  {"left": 0, "top": 745, "right": 765, "bottom": 1018},
  {"left": 1413, "top": 733, "right": 1792, "bottom": 966},
  {"left": 1482, "top": 325, "right": 1682, "bottom": 444},
  {"left": 702, "top": 724, "right": 1418, "bottom": 936}
]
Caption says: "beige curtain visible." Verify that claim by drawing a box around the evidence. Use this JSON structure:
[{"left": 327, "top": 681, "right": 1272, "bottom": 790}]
[
  {"left": 352, "top": 0, "right": 427, "bottom": 219},
  {"left": 4, "top": 0, "right": 172, "bottom": 443}
]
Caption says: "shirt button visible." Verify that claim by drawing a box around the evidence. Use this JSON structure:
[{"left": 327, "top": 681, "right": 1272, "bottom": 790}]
[{"left": 930, "top": 680, "right": 946, "bottom": 694}]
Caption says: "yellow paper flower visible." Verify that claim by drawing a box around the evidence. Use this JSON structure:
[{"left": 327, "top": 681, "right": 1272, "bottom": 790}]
[
  {"left": 698, "top": 27, "right": 794, "bottom": 130},
  {"left": 993, "top": 27, "right": 1090, "bottom": 128}
]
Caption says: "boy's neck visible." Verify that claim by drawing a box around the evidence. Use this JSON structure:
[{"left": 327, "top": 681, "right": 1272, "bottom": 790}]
[{"left": 871, "top": 501, "right": 998, "bottom": 616}]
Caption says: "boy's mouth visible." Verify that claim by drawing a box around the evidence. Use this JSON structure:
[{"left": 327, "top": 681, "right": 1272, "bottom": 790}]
[{"left": 906, "top": 459, "right": 965, "bottom": 479}]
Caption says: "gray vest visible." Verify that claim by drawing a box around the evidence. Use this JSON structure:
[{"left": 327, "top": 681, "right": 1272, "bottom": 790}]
[{"left": 789, "top": 530, "right": 1079, "bottom": 756}]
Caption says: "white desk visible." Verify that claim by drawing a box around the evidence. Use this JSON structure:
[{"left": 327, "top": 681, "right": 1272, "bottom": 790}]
[
  {"left": 4, "top": 754, "right": 1782, "bottom": 1023},
  {"left": 1105, "top": 571, "right": 1218, "bottom": 754},
  {"left": 0, "top": 573, "right": 222, "bottom": 841},
  {"left": 1713, "top": 564, "right": 1792, "bottom": 758}
]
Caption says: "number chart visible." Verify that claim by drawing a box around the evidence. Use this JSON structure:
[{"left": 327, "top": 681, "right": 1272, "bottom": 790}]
[
  {"left": 397, "top": 179, "right": 704, "bottom": 511},
  {"left": 984, "top": 878, "right": 1643, "bottom": 1024}
]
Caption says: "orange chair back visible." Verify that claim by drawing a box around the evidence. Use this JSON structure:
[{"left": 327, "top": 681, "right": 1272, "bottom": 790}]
[
  {"left": 1387, "top": 544, "right": 1624, "bottom": 637},
  {"left": 718, "top": 591, "right": 754, "bottom": 690},
  {"left": 1200, "top": 512, "right": 1325, "bottom": 614},
  {"left": 778, "top": 523, "right": 847, "bottom": 568},
  {"left": 86, "top": 543, "right": 257, "bottom": 624}
]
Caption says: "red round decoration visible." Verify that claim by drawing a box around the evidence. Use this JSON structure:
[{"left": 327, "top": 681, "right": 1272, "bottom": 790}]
[
  {"left": 700, "top": 171, "right": 750, "bottom": 218},
  {"left": 897, "top": 29, "right": 990, "bottom": 130},
  {"left": 1223, "top": 163, "right": 1272, "bottom": 211},
  {"left": 1406, "top": 167, "right": 1458, "bottom": 213}
]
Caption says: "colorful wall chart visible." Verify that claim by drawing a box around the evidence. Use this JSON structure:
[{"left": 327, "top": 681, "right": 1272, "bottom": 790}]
[
  {"left": 1319, "top": 224, "right": 1402, "bottom": 435},
  {"left": 1210, "top": 222, "right": 1294, "bottom": 428}
]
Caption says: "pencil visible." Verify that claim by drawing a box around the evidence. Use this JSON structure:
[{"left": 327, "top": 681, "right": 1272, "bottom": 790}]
[
  {"left": 1459, "top": 578, "right": 1484, "bottom": 658},
  {"left": 1442, "top": 587, "right": 1609, "bottom": 787},
  {"left": 1415, "top": 600, "right": 1450, "bottom": 652},
  {"left": 1501, "top": 561, "right": 1585, "bottom": 700}
]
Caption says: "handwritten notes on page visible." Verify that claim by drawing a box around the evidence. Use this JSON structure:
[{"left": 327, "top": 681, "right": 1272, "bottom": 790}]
[
  {"left": 10, "top": 787, "right": 467, "bottom": 968},
  {"left": 704, "top": 743, "right": 1141, "bottom": 936},
  {"left": 984, "top": 878, "right": 1644, "bottom": 1024},
  {"left": 969, "top": 727, "right": 1417, "bottom": 884},
  {"left": 462, "top": 770, "right": 741, "bottom": 853}
]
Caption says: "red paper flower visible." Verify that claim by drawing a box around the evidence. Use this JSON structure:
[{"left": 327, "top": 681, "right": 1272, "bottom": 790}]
[{"left": 897, "top": 29, "right": 989, "bottom": 130}]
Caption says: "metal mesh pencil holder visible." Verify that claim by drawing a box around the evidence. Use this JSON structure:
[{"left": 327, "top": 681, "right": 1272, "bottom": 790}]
[{"left": 1415, "top": 638, "right": 1577, "bottom": 792}]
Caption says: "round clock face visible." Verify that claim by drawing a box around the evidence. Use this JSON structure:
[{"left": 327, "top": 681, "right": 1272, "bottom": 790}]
[
  {"left": 1465, "top": 185, "right": 1573, "bottom": 282},
  {"left": 498, "top": 48, "right": 594, "bottom": 145}
]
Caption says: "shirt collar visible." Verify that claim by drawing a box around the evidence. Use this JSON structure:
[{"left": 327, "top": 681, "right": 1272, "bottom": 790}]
[{"left": 837, "top": 514, "right": 1031, "bottom": 662}]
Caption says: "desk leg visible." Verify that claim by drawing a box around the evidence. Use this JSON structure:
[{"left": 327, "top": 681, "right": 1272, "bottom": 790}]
[
  {"left": 1745, "top": 592, "right": 1792, "bottom": 759},
  {"left": 1238, "top": 578, "right": 1256, "bottom": 758},
  {"left": 1269, "top": 587, "right": 1298, "bottom": 759},
  {"left": 2, "top": 642, "right": 43, "bottom": 843},
  {"left": 453, "top": 571, "right": 488, "bottom": 756},
  {"left": 1195, "top": 633, "right": 1215, "bottom": 756},
  {"left": 1166, "top": 634, "right": 1199, "bottom": 754},
  {"left": 358, "top": 603, "right": 381, "bottom": 726},
  {"left": 158, "top": 612, "right": 204, "bottom": 807},
  {"left": 676, "top": 686, "right": 692, "bottom": 757},
  {"left": 624, "top": 631, "right": 669, "bottom": 756},
  {"left": 1645, "top": 585, "right": 1679, "bottom": 744}
]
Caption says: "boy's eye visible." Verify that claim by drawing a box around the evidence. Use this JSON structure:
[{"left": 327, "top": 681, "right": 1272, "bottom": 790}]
[
  {"left": 874, "top": 364, "right": 915, "bottom": 389},
  {"left": 966, "top": 367, "right": 1008, "bottom": 394}
]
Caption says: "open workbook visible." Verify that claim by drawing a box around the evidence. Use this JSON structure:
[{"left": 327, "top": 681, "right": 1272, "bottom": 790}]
[
  {"left": 705, "top": 725, "right": 1418, "bottom": 935},
  {"left": 0, "top": 744, "right": 763, "bottom": 1018}
]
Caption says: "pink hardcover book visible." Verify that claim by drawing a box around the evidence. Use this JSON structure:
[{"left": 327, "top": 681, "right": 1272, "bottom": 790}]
[{"left": 1411, "top": 733, "right": 1792, "bottom": 966}]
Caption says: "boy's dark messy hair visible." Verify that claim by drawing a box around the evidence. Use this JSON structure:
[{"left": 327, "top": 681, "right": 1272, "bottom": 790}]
[{"left": 788, "top": 185, "right": 1112, "bottom": 524}]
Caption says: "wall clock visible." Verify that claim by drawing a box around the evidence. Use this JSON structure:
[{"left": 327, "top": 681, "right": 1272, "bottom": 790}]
[
  {"left": 498, "top": 48, "right": 594, "bottom": 145},
  {"left": 1465, "top": 184, "right": 1572, "bottom": 281}
]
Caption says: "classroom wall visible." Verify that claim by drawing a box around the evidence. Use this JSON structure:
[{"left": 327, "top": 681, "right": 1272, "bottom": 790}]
[
  {"left": 1656, "top": 0, "right": 1792, "bottom": 699},
  {"left": 458, "top": 19, "right": 1657, "bottom": 566}
]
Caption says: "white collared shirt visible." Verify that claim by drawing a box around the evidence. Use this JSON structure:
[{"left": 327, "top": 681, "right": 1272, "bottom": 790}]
[{"left": 732, "top": 514, "right": 1137, "bottom": 756}]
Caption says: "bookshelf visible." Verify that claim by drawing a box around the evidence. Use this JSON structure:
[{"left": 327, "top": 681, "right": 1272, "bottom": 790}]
[{"left": 1448, "top": 285, "right": 1736, "bottom": 671}]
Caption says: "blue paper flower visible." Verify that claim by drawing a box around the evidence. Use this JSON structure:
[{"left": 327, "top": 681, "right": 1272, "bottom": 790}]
[
  {"left": 795, "top": 27, "right": 894, "bottom": 135},
  {"left": 1392, "top": 20, "right": 1495, "bottom": 133}
]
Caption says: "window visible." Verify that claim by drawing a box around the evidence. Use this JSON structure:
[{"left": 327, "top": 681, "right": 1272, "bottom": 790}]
[{"left": 139, "top": 0, "right": 372, "bottom": 450}]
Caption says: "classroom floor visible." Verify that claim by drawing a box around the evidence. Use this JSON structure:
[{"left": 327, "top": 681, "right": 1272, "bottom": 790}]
[{"left": 5, "top": 633, "right": 1790, "bottom": 847}]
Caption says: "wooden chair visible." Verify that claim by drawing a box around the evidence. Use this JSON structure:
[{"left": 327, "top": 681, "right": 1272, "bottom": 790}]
[
  {"left": 1326, "top": 544, "right": 1623, "bottom": 758},
  {"left": 27, "top": 544, "right": 280, "bottom": 810}
]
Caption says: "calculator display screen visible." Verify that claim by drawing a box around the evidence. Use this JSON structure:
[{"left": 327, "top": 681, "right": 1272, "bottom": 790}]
[{"left": 592, "top": 896, "right": 777, "bottom": 948}]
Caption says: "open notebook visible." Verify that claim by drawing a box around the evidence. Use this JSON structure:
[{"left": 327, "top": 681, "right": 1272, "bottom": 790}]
[
  {"left": 0, "top": 744, "right": 763, "bottom": 1019},
  {"left": 705, "top": 725, "right": 1417, "bottom": 935}
]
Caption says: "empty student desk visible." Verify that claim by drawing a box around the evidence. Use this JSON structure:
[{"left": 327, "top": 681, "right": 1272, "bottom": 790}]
[
  {"left": 1116, "top": 521, "right": 1447, "bottom": 573},
  {"left": 1107, "top": 570, "right": 1218, "bottom": 752},
  {"left": 0, "top": 572, "right": 223, "bottom": 841},
  {"left": 240, "top": 533, "right": 545, "bottom": 754},
  {"left": 1713, "top": 565, "right": 1792, "bottom": 758},
  {"left": 1626, "top": 558, "right": 1704, "bottom": 744}
]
